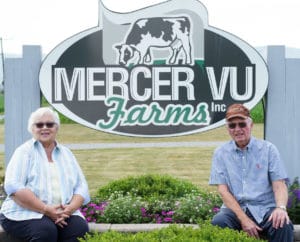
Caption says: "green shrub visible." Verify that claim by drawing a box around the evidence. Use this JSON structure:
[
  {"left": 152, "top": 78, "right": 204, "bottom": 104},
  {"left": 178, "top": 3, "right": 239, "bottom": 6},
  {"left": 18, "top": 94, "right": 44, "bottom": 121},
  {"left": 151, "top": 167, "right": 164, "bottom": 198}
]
[
  {"left": 79, "top": 223, "right": 266, "bottom": 242},
  {"left": 95, "top": 174, "right": 202, "bottom": 201}
]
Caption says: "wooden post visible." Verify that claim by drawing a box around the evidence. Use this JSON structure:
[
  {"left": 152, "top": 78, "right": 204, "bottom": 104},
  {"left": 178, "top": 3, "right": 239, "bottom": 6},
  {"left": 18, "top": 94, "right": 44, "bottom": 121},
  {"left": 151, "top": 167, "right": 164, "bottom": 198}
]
[
  {"left": 4, "top": 45, "right": 42, "bottom": 166},
  {"left": 265, "top": 45, "right": 300, "bottom": 181}
]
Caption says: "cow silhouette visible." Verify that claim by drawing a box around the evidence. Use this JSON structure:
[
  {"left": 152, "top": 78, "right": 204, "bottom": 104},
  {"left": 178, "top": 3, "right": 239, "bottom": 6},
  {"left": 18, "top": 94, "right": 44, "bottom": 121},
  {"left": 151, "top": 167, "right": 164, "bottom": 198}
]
[{"left": 115, "top": 16, "right": 193, "bottom": 66}]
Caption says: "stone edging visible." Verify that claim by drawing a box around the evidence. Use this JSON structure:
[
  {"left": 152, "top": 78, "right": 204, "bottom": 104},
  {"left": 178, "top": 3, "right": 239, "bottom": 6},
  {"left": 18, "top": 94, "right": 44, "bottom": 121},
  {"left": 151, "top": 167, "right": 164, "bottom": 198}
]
[{"left": 88, "top": 222, "right": 199, "bottom": 232}]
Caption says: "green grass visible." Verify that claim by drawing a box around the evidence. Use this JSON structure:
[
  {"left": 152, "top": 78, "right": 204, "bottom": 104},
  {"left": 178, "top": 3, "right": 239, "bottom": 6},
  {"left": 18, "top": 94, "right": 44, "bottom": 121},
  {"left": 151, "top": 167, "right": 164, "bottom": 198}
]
[
  {"left": 0, "top": 123, "right": 264, "bottom": 196},
  {"left": 73, "top": 147, "right": 214, "bottom": 195},
  {"left": 0, "top": 145, "right": 215, "bottom": 196}
]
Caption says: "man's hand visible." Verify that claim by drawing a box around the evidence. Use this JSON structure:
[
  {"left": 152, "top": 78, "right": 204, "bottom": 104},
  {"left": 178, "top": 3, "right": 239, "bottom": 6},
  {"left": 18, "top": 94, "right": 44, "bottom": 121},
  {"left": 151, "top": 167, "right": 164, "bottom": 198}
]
[
  {"left": 241, "top": 216, "right": 263, "bottom": 239},
  {"left": 268, "top": 207, "right": 290, "bottom": 229}
]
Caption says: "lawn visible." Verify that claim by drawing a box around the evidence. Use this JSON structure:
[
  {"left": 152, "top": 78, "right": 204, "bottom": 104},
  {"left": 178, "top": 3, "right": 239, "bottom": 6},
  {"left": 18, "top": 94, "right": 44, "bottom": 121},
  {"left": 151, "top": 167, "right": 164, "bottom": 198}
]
[{"left": 0, "top": 123, "right": 264, "bottom": 196}]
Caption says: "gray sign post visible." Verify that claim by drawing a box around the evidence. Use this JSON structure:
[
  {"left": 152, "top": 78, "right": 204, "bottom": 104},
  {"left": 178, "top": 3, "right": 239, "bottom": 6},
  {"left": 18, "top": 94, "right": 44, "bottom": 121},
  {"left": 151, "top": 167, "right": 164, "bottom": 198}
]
[
  {"left": 265, "top": 45, "right": 300, "bottom": 181},
  {"left": 4, "top": 45, "right": 41, "bottom": 166}
]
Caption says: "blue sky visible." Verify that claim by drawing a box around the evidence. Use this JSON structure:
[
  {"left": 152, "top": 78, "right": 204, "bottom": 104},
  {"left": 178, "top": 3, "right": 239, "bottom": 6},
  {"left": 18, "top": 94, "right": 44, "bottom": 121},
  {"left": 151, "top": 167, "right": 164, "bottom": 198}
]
[{"left": 0, "top": 0, "right": 300, "bottom": 55}]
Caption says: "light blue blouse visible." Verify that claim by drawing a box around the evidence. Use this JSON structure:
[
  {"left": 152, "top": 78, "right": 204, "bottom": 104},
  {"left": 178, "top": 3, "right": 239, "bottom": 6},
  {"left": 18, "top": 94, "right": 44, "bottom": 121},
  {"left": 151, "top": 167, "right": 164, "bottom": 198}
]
[{"left": 0, "top": 139, "right": 90, "bottom": 221}]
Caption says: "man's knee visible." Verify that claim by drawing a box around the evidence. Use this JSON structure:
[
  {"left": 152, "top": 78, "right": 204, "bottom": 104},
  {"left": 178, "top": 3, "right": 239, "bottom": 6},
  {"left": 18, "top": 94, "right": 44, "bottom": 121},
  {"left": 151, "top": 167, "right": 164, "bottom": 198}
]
[
  {"left": 211, "top": 214, "right": 231, "bottom": 228},
  {"left": 211, "top": 210, "right": 241, "bottom": 230},
  {"left": 268, "top": 223, "right": 294, "bottom": 242}
]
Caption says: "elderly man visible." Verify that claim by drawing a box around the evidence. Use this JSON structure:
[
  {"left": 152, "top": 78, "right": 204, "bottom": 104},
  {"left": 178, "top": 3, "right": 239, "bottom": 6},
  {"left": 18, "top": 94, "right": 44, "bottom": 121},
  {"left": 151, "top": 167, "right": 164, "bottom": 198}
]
[{"left": 209, "top": 103, "right": 294, "bottom": 242}]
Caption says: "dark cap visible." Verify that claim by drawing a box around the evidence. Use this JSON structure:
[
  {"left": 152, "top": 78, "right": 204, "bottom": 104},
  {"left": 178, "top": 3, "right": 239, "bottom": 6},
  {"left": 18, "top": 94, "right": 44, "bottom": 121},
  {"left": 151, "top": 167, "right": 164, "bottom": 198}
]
[{"left": 226, "top": 104, "right": 250, "bottom": 120}]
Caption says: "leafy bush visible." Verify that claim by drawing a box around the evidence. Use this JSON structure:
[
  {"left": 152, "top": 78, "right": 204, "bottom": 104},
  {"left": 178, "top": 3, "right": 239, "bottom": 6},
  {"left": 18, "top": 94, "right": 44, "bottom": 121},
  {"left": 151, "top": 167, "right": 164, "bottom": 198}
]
[
  {"left": 95, "top": 174, "right": 202, "bottom": 201},
  {"left": 98, "top": 193, "right": 147, "bottom": 224},
  {"left": 79, "top": 223, "right": 266, "bottom": 242},
  {"left": 287, "top": 177, "right": 300, "bottom": 223},
  {"left": 81, "top": 174, "right": 222, "bottom": 224},
  {"left": 172, "top": 193, "right": 221, "bottom": 223}
]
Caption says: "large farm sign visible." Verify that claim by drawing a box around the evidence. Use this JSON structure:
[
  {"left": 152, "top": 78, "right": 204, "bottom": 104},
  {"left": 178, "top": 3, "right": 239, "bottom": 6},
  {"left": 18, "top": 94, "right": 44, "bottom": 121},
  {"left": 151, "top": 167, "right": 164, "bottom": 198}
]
[{"left": 39, "top": 0, "right": 268, "bottom": 137}]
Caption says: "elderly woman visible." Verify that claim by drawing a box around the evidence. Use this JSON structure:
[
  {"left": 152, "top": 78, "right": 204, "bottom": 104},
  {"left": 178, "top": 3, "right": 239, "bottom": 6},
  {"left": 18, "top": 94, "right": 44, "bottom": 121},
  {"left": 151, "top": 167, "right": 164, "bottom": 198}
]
[{"left": 0, "top": 107, "right": 90, "bottom": 242}]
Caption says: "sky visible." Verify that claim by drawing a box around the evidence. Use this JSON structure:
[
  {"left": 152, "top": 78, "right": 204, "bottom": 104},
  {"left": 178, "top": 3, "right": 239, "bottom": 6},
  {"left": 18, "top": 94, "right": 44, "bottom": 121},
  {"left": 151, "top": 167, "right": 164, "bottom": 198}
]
[{"left": 0, "top": 0, "right": 300, "bottom": 56}]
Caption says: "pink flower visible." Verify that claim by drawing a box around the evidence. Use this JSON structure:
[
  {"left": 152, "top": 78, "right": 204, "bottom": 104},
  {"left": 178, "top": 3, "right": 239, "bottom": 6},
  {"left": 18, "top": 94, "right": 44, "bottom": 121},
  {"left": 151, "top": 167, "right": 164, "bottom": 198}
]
[
  {"left": 163, "top": 217, "right": 173, "bottom": 222},
  {"left": 213, "top": 207, "right": 220, "bottom": 213}
]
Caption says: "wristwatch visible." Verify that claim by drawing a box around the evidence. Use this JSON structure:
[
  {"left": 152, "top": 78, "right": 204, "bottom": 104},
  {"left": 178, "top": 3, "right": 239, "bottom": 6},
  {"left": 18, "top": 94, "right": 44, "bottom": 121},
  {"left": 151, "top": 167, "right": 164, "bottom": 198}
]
[{"left": 277, "top": 205, "right": 287, "bottom": 211}]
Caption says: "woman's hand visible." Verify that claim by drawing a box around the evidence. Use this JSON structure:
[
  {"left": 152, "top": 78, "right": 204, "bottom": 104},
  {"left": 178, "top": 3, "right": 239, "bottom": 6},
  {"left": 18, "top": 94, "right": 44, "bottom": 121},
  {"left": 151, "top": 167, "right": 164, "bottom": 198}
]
[
  {"left": 43, "top": 204, "right": 63, "bottom": 220},
  {"left": 51, "top": 195, "right": 84, "bottom": 227},
  {"left": 43, "top": 204, "right": 69, "bottom": 227},
  {"left": 54, "top": 204, "right": 73, "bottom": 227}
]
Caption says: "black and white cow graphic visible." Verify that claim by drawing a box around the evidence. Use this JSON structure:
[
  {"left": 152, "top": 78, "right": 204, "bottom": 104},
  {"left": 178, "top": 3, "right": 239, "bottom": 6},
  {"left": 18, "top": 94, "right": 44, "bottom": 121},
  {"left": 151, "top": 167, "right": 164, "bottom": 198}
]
[{"left": 115, "top": 16, "right": 193, "bottom": 66}]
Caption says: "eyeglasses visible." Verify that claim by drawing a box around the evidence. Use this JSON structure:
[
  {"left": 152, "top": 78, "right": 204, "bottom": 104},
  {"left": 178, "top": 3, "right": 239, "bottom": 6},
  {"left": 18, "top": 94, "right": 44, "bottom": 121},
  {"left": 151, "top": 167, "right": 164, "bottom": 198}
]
[
  {"left": 34, "top": 122, "right": 56, "bottom": 129},
  {"left": 227, "top": 122, "right": 247, "bottom": 129}
]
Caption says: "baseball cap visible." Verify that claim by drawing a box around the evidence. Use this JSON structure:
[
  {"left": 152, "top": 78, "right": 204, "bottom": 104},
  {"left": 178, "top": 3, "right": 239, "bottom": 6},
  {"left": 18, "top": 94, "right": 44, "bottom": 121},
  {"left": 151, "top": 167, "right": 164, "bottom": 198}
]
[{"left": 225, "top": 103, "right": 250, "bottom": 121}]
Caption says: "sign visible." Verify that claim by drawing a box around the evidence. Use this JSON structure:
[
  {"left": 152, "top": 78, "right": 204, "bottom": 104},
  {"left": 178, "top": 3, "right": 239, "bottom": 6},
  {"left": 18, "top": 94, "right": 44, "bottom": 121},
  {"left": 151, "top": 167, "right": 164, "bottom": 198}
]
[{"left": 39, "top": 0, "right": 268, "bottom": 137}]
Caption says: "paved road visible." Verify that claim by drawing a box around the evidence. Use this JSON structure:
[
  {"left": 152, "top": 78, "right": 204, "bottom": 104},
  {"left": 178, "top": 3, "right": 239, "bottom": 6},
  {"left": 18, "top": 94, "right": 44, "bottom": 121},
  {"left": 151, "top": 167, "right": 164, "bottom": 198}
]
[{"left": 0, "top": 141, "right": 225, "bottom": 152}]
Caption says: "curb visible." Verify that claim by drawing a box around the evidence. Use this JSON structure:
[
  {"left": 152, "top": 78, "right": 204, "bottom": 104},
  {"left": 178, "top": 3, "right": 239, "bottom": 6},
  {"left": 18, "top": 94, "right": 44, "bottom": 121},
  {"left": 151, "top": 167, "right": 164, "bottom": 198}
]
[{"left": 88, "top": 223, "right": 199, "bottom": 232}]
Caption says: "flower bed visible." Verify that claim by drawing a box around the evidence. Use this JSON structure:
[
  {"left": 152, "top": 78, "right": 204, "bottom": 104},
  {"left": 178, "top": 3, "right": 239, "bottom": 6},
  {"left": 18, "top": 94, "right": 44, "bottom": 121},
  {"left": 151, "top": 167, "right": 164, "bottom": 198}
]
[
  {"left": 81, "top": 192, "right": 221, "bottom": 224},
  {"left": 80, "top": 174, "right": 222, "bottom": 224},
  {"left": 80, "top": 175, "right": 300, "bottom": 226}
]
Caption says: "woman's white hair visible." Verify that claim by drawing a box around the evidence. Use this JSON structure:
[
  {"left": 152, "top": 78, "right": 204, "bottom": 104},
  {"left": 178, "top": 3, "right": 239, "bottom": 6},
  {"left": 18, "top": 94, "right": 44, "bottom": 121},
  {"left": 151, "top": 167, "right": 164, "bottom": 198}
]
[{"left": 27, "top": 107, "right": 60, "bottom": 134}]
